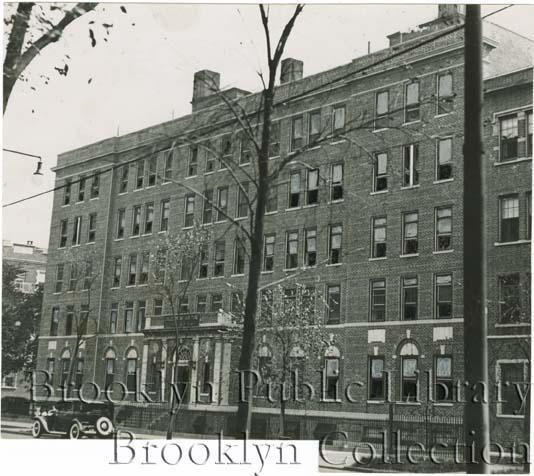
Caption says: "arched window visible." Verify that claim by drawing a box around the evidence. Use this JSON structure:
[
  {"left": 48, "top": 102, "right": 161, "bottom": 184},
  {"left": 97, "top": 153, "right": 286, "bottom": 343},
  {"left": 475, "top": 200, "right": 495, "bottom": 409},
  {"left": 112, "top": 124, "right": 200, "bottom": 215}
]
[
  {"left": 125, "top": 348, "right": 138, "bottom": 393},
  {"left": 104, "top": 348, "right": 116, "bottom": 389},
  {"left": 60, "top": 349, "right": 71, "bottom": 387},
  {"left": 324, "top": 346, "right": 340, "bottom": 400},
  {"left": 398, "top": 341, "right": 419, "bottom": 402},
  {"left": 289, "top": 346, "right": 306, "bottom": 382}
]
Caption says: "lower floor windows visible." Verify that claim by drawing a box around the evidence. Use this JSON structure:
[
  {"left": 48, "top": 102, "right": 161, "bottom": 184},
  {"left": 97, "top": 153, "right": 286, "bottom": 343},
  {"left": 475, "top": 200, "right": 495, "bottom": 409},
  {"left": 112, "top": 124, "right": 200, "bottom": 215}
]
[
  {"left": 498, "top": 361, "right": 528, "bottom": 417},
  {"left": 434, "top": 356, "right": 453, "bottom": 402},
  {"left": 401, "top": 357, "right": 418, "bottom": 402},
  {"left": 368, "top": 357, "right": 385, "bottom": 400}
]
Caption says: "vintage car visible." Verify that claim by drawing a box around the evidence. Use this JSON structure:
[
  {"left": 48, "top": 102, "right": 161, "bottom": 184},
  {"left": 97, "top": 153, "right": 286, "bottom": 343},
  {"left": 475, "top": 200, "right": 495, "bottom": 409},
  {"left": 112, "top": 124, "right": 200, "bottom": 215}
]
[{"left": 31, "top": 400, "right": 115, "bottom": 439}]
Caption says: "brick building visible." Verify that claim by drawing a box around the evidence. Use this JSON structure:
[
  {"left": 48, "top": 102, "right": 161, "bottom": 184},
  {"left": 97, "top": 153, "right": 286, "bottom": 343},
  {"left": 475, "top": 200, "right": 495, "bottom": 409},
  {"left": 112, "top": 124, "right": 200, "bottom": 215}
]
[{"left": 35, "top": 6, "right": 532, "bottom": 447}]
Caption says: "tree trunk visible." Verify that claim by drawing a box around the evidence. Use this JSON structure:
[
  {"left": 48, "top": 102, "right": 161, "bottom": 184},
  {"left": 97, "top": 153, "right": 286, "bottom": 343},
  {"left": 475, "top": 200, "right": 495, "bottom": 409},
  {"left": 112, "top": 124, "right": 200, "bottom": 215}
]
[
  {"left": 279, "top": 382, "right": 286, "bottom": 437},
  {"left": 234, "top": 91, "right": 274, "bottom": 435},
  {"left": 3, "top": 74, "right": 17, "bottom": 115},
  {"left": 65, "top": 338, "right": 81, "bottom": 399},
  {"left": 166, "top": 352, "right": 181, "bottom": 439}
]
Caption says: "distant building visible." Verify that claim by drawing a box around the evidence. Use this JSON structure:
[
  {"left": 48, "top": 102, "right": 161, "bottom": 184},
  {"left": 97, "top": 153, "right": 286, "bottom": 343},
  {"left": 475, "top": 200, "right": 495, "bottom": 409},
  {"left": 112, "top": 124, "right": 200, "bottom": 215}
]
[
  {"left": 36, "top": 5, "right": 531, "bottom": 448},
  {"left": 2, "top": 240, "right": 47, "bottom": 395}
]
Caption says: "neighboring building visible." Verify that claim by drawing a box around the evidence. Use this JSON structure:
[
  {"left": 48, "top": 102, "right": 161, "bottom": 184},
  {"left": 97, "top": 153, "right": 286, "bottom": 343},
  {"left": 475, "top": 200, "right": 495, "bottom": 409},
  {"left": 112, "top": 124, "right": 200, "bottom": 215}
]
[
  {"left": 35, "top": 6, "right": 532, "bottom": 448},
  {"left": 2, "top": 240, "right": 47, "bottom": 395}
]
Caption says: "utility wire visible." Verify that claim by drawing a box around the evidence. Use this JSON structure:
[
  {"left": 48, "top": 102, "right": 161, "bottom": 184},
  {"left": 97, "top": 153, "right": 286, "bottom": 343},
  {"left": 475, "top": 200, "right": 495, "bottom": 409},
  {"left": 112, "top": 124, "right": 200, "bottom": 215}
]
[{"left": 3, "top": 5, "right": 514, "bottom": 209}]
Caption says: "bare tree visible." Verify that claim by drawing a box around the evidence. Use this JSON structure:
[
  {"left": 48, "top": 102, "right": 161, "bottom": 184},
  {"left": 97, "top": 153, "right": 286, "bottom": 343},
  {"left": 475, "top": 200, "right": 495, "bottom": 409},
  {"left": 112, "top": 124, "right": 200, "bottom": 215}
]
[{"left": 148, "top": 224, "right": 211, "bottom": 439}]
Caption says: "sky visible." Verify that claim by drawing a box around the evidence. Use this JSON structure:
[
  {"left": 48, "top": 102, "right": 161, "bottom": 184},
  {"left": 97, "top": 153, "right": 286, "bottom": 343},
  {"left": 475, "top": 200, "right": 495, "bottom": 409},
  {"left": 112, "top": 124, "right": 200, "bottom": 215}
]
[{"left": 2, "top": 2, "right": 534, "bottom": 249}]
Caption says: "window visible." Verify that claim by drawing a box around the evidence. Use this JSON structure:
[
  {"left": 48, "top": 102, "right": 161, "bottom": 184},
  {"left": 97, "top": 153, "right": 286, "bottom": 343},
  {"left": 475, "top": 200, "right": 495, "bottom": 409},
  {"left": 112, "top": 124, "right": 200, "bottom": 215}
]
[
  {"left": 83, "top": 260, "right": 93, "bottom": 290},
  {"left": 203, "top": 190, "right": 213, "bottom": 224},
  {"left": 326, "top": 285, "right": 341, "bottom": 324},
  {"left": 163, "top": 149, "right": 173, "bottom": 182},
  {"left": 375, "top": 90, "right": 389, "bottom": 129},
  {"left": 179, "top": 296, "right": 189, "bottom": 314},
  {"left": 498, "top": 274, "right": 521, "bottom": 323},
  {"left": 304, "top": 228, "right": 317, "bottom": 267},
  {"left": 263, "top": 234, "right": 275, "bottom": 271},
  {"left": 135, "top": 160, "right": 145, "bottom": 189},
  {"left": 188, "top": 146, "right": 198, "bottom": 176},
  {"left": 116, "top": 209, "right": 125, "bottom": 239},
  {"left": 216, "top": 187, "right": 228, "bottom": 221},
  {"left": 233, "top": 239, "right": 246, "bottom": 275},
  {"left": 105, "top": 350, "right": 115, "bottom": 389},
  {"left": 90, "top": 173, "right": 100, "bottom": 198},
  {"left": 369, "top": 357, "right": 385, "bottom": 400},
  {"left": 237, "top": 182, "right": 249, "bottom": 218},
  {"left": 437, "top": 73, "right": 453, "bottom": 114},
  {"left": 402, "top": 277, "right": 418, "bottom": 320},
  {"left": 309, "top": 110, "right": 321, "bottom": 144},
  {"left": 72, "top": 216, "right": 82, "bottom": 245},
  {"left": 147, "top": 156, "right": 157, "bottom": 186},
  {"left": 63, "top": 180, "right": 71, "bottom": 205},
  {"left": 499, "top": 362, "right": 526, "bottom": 416},
  {"left": 286, "top": 231, "right": 299, "bottom": 269},
  {"left": 201, "top": 361, "right": 211, "bottom": 395},
  {"left": 283, "top": 288, "right": 297, "bottom": 313},
  {"left": 527, "top": 111, "right": 533, "bottom": 158},
  {"left": 266, "top": 184, "right": 278, "bottom": 213},
  {"left": 112, "top": 257, "right": 122, "bottom": 288},
  {"left": 231, "top": 291, "right": 243, "bottom": 315},
  {"left": 328, "top": 224, "right": 342, "bottom": 264},
  {"left": 402, "top": 144, "right": 419, "bottom": 187},
  {"left": 370, "top": 279, "right": 386, "bottom": 322},
  {"left": 55, "top": 264, "right": 64, "bottom": 293},
  {"left": 205, "top": 144, "right": 217, "bottom": 173},
  {"left": 160, "top": 199, "right": 170, "bottom": 232},
  {"left": 77, "top": 177, "right": 86, "bottom": 202},
  {"left": 269, "top": 122, "right": 280, "bottom": 157},
  {"left": 435, "top": 207, "right": 452, "bottom": 251},
  {"left": 500, "top": 115, "right": 519, "bottom": 161},
  {"left": 180, "top": 256, "right": 192, "bottom": 281},
  {"left": 401, "top": 357, "right": 418, "bottom": 401},
  {"left": 214, "top": 240, "right": 225, "bottom": 277},
  {"left": 289, "top": 171, "right": 300, "bottom": 208},
  {"left": 139, "top": 251, "right": 149, "bottom": 285},
  {"left": 47, "top": 358, "right": 55, "bottom": 385},
  {"left": 88, "top": 213, "right": 97, "bottom": 243},
  {"left": 196, "top": 295, "right": 207, "bottom": 314},
  {"left": 437, "top": 138, "right": 453, "bottom": 180},
  {"left": 435, "top": 356, "right": 453, "bottom": 402},
  {"left": 404, "top": 81, "right": 420, "bottom": 122},
  {"left": 153, "top": 299, "right": 163, "bottom": 317},
  {"left": 75, "top": 358, "right": 84, "bottom": 389},
  {"left": 68, "top": 264, "right": 78, "bottom": 291},
  {"left": 374, "top": 152, "right": 388, "bottom": 192},
  {"left": 61, "top": 354, "right": 70, "bottom": 387},
  {"left": 65, "top": 306, "right": 74, "bottom": 335},
  {"left": 372, "top": 216, "right": 387, "bottom": 258},
  {"left": 500, "top": 195, "right": 519, "bottom": 242},
  {"left": 126, "top": 349, "right": 137, "bottom": 393},
  {"left": 331, "top": 164, "right": 343, "bottom": 201},
  {"left": 109, "top": 304, "right": 118, "bottom": 334},
  {"left": 119, "top": 165, "right": 129, "bottom": 193},
  {"left": 325, "top": 358, "right": 339, "bottom": 400},
  {"left": 199, "top": 244, "right": 209, "bottom": 279},
  {"left": 435, "top": 274, "right": 453, "bottom": 319},
  {"left": 59, "top": 219, "right": 68, "bottom": 248},
  {"left": 50, "top": 307, "right": 59, "bottom": 336},
  {"left": 184, "top": 194, "right": 195, "bottom": 227},
  {"left": 527, "top": 192, "right": 532, "bottom": 240},
  {"left": 306, "top": 169, "right": 319, "bottom": 205},
  {"left": 260, "top": 289, "right": 274, "bottom": 320},
  {"left": 144, "top": 203, "right": 154, "bottom": 234},
  {"left": 128, "top": 254, "right": 137, "bottom": 285},
  {"left": 291, "top": 116, "right": 304, "bottom": 151},
  {"left": 210, "top": 293, "right": 223, "bottom": 313},
  {"left": 124, "top": 302, "right": 135, "bottom": 333},
  {"left": 332, "top": 105, "right": 346, "bottom": 133},
  {"left": 402, "top": 212, "right": 418, "bottom": 255},
  {"left": 132, "top": 205, "right": 141, "bottom": 236},
  {"left": 240, "top": 135, "right": 252, "bottom": 165},
  {"left": 221, "top": 135, "right": 232, "bottom": 168}
]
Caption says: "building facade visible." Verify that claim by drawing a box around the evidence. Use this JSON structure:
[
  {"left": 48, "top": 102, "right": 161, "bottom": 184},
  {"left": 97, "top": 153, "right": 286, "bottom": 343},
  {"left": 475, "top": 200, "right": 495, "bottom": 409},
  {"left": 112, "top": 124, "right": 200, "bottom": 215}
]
[{"left": 35, "top": 6, "right": 532, "bottom": 448}]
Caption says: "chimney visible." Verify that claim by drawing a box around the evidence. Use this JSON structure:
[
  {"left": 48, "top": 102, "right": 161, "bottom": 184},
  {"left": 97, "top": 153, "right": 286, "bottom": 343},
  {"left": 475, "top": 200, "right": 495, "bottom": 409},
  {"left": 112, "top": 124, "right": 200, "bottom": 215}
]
[
  {"left": 192, "top": 70, "right": 220, "bottom": 102},
  {"left": 280, "top": 58, "right": 303, "bottom": 84},
  {"left": 438, "top": 4, "right": 464, "bottom": 20},
  {"left": 26, "top": 240, "right": 33, "bottom": 246}
]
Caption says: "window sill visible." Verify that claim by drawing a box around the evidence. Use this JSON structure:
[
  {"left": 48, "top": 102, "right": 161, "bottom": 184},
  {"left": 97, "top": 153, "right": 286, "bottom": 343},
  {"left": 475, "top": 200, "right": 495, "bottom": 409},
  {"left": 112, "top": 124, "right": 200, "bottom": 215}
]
[
  {"left": 89, "top": 197, "right": 99, "bottom": 201},
  {"left": 494, "top": 157, "right": 531, "bottom": 167},
  {"left": 400, "top": 185, "right": 420, "bottom": 191},
  {"left": 61, "top": 204, "right": 71, "bottom": 207},
  {"left": 130, "top": 235, "right": 140, "bottom": 239},
  {"left": 433, "top": 249, "right": 454, "bottom": 255},
  {"left": 433, "top": 178, "right": 454, "bottom": 184},
  {"left": 231, "top": 274, "right": 245, "bottom": 278},
  {"left": 495, "top": 322, "right": 531, "bottom": 328},
  {"left": 261, "top": 270, "right": 274, "bottom": 275},
  {"left": 399, "top": 253, "right": 419, "bottom": 258},
  {"left": 110, "top": 287, "right": 120, "bottom": 290},
  {"left": 367, "top": 400, "right": 385, "bottom": 404},
  {"left": 330, "top": 139, "right": 346, "bottom": 145},
  {"left": 182, "top": 226, "right": 193, "bottom": 230},
  {"left": 203, "top": 170, "right": 216, "bottom": 175},
  {"left": 395, "top": 401, "right": 421, "bottom": 406},
  {"left": 326, "top": 263, "right": 343, "bottom": 267},
  {"left": 370, "top": 190, "right": 388, "bottom": 196},
  {"left": 302, "top": 203, "right": 319, "bottom": 209},
  {"left": 265, "top": 211, "right": 278, "bottom": 216},
  {"left": 268, "top": 155, "right": 280, "bottom": 160},
  {"left": 162, "top": 180, "right": 172, "bottom": 185},
  {"left": 434, "top": 112, "right": 454, "bottom": 119},
  {"left": 235, "top": 216, "right": 248, "bottom": 221},
  {"left": 146, "top": 185, "right": 156, "bottom": 190},
  {"left": 239, "top": 162, "right": 251, "bottom": 167},
  {"left": 433, "top": 402, "right": 454, "bottom": 407},
  {"left": 118, "top": 192, "right": 128, "bottom": 196},
  {"left": 214, "top": 220, "right": 227, "bottom": 224},
  {"left": 158, "top": 230, "right": 168, "bottom": 234},
  {"left": 86, "top": 241, "right": 95, "bottom": 245},
  {"left": 142, "top": 232, "right": 153, "bottom": 237},
  {"left": 283, "top": 268, "right": 299, "bottom": 273},
  {"left": 494, "top": 240, "right": 530, "bottom": 247},
  {"left": 211, "top": 275, "right": 225, "bottom": 279},
  {"left": 372, "top": 127, "right": 389, "bottom": 133},
  {"left": 285, "top": 207, "right": 301, "bottom": 212},
  {"left": 185, "top": 175, "right": 198, "bottom": 180},
  {"left": 114, "top": 238, "right": 124, "bottom": 242},
  {"left": 307, "top": 145, "right": 321, "bottom": 151},
  {"left": 329, "top": 199, "right": 344, "bottom": 205},
  {"left": 133, "top": 188, "right": 144, "bottom": 192},
  {"left": 369, "top": 257, "right": 387, "bottom": 261},
  {"left": 71, "top": 244, "right": 81, "bottom": 248},
  {"left": 403, "top": 120, "right": 421, "bottom": 126},
  {"left": 496, "top": 414, "right": 524, "bottom": 420}
]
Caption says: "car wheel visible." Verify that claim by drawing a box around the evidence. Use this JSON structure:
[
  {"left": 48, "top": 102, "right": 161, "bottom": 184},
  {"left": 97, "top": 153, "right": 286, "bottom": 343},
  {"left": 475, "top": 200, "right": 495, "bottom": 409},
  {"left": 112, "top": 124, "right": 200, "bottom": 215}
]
[
  {"left": 95, "top": 417, "right": 113, "bottom": 437},
  {"left": 32, "top": 420, "right": 43, "bottom": 438},
  {"left": 68, "top": 422, "right": 81, "bottom": 439}
]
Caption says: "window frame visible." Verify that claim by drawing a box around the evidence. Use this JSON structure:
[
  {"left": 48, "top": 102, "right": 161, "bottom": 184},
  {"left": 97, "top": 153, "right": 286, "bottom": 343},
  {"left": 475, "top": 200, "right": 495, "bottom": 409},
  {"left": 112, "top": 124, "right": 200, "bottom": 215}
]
[
  {"left": 160, "top": 199, "right": 170, "bottom": 232},
  {"left": 214, "top": 240, "right": 226, "bottom": 277},
  {"left": 144, "top": 202, "right": 154, "bottom": 234},
  {"left": 402, "top": 211, "right": 419, "bottom": 255},
  {"left": 305, "top": 169, "right": 319, "bottom": 205},
  {"left": 304, "top": 228, "right": 317, "bottom": 267},
  {"left": 368, "top": 356, "right": 385, "bottom": 400},
  {"left": 285, "top": 230, "right": 299, "bottom": 269},
  {"left": 436, "top": 137, "right": 453, "bottom": 181},
  {"left": 404, "top": 81, "right": 420, "bottom": 123},
  {"left": 401, "top": 276, "right": 418, "bottom": 321},
  {"left": 116, "top": 209, "right": 126, "bottom": 239},
  {"left": 435, "top": 206, "right": 453, "bottom": 252},
  {"left": 263, "top": 234, "right": 276, "bottom": 271},
  {"left": 402, "top": 143, "right": 419, "bottom": 188},
  {"left": 435, "top": 273, "right": 453, "bottom": 319},
  {"left": 499, "top": 194, "right": 520, "bottom": 243},
  {"left": 291, "top": 116, "right": 304, "bottom": 151},
  {"left": 370, "top": 279, "right": 386, "bottom": 322},
  {"left": 436, "top": 72, "right": 454, "bottom": 115},
  {"left": 434, "top": 355, "right": 453, "bottom": 402},
  {"left": 288, "top": 171, "right": 301, "bottom": 208},
  {"left": 372, "top": 216, "right": 387, "bottom": 258},
  {"left": 375, "top": 90, "right": 389, "bottom": 130},
  {"left": 184, "top": 194, "right": 195, "bottom": 228}
]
